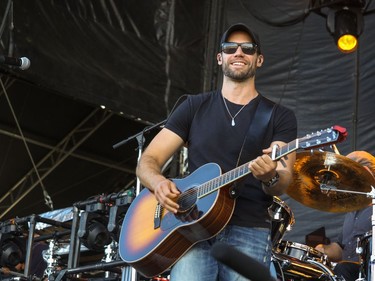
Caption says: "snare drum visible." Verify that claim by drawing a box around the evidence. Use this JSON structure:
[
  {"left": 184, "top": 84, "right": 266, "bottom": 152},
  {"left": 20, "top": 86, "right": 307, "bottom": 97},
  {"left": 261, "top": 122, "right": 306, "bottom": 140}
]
[
  {"left": 276, "top": 241, "right": 329, "bottom": 265},
  {"left": 269, "top": 196, "right": 295, "bottom": 247}
]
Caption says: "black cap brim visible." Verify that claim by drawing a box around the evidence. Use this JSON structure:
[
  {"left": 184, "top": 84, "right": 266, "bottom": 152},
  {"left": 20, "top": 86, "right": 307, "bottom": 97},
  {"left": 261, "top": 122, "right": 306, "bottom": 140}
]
[{"left": 220, "top": 23, "right": 261, "bottom": 54}]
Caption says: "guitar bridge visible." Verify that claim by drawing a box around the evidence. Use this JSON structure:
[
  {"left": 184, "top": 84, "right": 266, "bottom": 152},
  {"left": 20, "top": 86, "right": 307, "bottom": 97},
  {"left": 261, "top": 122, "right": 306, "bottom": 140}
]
[{"left": 154, "top": 203, "right": 163, "bottom": 229}]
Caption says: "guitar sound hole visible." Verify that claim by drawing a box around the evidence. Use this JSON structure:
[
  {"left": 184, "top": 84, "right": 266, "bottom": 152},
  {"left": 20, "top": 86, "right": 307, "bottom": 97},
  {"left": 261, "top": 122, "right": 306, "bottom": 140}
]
[{"left": 177, "top": 188, "right": 198, "bottom": 212}]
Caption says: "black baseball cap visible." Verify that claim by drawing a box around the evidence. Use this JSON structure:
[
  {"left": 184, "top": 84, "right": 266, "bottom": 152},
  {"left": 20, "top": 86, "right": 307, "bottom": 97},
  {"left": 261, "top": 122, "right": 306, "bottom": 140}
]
[{"left": 220, "top": 23, "right": 262, "bottom": 54}]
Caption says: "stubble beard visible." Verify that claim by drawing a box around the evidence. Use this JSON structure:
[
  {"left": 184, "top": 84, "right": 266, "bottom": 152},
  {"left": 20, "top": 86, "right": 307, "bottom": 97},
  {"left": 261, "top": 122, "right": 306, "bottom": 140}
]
[{"left": 222, "top": 62, "right": 256, "bottom": 82}]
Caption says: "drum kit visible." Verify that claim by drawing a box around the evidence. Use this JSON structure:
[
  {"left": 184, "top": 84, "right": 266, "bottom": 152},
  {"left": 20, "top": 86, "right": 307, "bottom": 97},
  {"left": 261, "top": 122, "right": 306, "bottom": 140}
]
[{"left": 269, "top": 150, "right": 375, "bottom": 281}]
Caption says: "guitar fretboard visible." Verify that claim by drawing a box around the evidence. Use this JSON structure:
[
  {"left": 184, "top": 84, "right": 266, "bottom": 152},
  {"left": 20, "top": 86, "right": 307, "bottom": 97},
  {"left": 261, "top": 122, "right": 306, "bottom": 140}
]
[{"left": 197, "top": 139, "right": 299, "bottom": 198}]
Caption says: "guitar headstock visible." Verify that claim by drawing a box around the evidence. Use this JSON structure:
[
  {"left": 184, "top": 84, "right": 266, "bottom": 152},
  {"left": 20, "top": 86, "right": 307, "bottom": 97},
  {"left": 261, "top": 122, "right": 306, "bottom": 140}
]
[{"left": 299, "top": 125, "right": 347, "bottom": 150}]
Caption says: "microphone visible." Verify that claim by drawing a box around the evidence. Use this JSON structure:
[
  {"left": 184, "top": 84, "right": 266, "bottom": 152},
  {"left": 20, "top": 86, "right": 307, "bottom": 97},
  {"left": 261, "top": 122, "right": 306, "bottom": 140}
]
[
  {"left": 0, "top": 55, "right": 31, "bottom": 70},
  {"left": 211, "top": 242, "right": 276, "bottom": 281}
]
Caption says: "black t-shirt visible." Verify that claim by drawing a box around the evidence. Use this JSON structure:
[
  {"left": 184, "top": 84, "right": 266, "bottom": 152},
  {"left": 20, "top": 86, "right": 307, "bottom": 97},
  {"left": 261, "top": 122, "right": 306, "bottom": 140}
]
[{"left": 165, "top": 90, "right": 297, "bottom": 228}]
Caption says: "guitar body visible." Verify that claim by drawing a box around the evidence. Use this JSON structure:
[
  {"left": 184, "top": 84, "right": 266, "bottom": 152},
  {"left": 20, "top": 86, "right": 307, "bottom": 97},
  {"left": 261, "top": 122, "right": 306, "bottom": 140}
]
[{"left": 118, "top": 163, "right": 236, "bottom": 277}]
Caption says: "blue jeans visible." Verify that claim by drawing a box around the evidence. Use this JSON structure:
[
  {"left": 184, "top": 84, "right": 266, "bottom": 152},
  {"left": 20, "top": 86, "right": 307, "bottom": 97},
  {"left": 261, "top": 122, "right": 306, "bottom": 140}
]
[{"left": 169, "top": 225, "right": 272, "bottom": 281}]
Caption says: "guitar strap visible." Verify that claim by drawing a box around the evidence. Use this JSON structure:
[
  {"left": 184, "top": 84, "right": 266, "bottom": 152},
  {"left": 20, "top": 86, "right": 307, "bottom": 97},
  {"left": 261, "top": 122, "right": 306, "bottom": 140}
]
[{"left": 230, "top": 95, "right": 276, "bottom": 198}]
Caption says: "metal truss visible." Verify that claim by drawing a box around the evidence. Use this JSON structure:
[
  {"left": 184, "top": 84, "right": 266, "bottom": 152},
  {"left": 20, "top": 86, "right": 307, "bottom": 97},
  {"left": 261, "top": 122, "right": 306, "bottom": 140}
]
[
  {"left": 0, "top": 124, "right": 135, "bottom": 173},
  {"left": 0, "top": 108, "right": 114, "bottom": 219}
]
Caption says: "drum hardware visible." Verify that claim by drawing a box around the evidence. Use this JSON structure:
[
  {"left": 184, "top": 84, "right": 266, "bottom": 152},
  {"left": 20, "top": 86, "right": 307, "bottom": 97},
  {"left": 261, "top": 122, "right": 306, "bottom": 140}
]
[
  {"left": 356, "top": 235, "right": 368, "bottom": 280},
  {"left": 357, "top": 236, "right": 365, "bottom": 255},
  {"left": 355, "top": 231, "right": 373, "bottom": 281},
  {"left": 272, "top": 251, "right": 338, "bottom": 280},
  {"left": 287, "top": 151, "right": 375, "bottom": 281},
  {"left": 269, "top": 256, "right": 285, "bottom": 281},
  {"left": 269, "top": 196, "right": 295, "bottom": 248},
  {"left": 317, "top": 186, "right": 375, "bottom": 281},
  {"left": 306, "top": 259, "right": 345, "bottom": 281},
  {"left": 356, "top": 272, "right": 366, "bottom": 281},
  {"left": 357, "top": 268, "right": 366, "bottom": 279}
]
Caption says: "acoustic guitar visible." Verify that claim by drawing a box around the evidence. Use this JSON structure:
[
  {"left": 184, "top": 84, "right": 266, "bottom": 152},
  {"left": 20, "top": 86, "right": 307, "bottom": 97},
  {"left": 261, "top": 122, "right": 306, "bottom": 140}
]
[{"left": 119, "top": 125, "right": 347, "bottom": 277}]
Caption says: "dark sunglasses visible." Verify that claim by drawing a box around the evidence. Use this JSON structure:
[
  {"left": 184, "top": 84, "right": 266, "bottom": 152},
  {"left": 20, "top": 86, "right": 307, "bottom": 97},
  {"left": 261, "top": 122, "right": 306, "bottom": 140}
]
[{"left": 221, "top": 42, "right": 258, "bottom": 55}]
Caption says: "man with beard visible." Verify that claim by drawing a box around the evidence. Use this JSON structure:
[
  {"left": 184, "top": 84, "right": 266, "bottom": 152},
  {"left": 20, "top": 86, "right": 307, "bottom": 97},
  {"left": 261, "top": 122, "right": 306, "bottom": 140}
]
[{"left": 136, "top": 23, "right": 297, "bottom": 280}]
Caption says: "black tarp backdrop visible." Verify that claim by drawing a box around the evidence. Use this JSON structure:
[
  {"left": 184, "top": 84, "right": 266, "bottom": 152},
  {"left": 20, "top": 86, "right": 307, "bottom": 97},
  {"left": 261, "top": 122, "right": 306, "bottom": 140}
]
[
  {"left": 4, "top": 0, "right": 209, "bottom": 122},
  {"left": 0, "top": 0, "right": 374, "bottom": 245},
  {"left": 224, "top": 0, "right": 375, "bottom": 243}
]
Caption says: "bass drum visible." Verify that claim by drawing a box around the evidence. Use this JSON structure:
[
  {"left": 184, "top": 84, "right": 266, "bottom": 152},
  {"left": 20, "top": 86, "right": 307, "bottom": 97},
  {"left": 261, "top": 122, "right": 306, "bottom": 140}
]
[
  {"left": 269, "top": 196, "right": 295, "bottom": 248},
  {"left": 272, "top": 251, "right": 337, "bottom": 281}
]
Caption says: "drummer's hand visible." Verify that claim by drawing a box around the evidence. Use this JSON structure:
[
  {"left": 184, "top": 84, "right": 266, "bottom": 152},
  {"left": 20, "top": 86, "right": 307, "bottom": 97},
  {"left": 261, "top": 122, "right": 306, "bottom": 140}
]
[
  {"left": 154, "top": 179, "right": 180, "bottom": 213},
  {"left": 315, "top": 244, "right": 325, "bottom": 254}
]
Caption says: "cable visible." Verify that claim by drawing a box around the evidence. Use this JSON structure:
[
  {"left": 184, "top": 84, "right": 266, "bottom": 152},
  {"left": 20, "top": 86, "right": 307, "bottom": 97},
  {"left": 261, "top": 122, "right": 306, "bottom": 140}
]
[
  {"left": 0, "top": 0, "right": 12, "bottom": 42},
  {"left": 0, "top": 76, "right": 54, "bottom": 210},
  {"left": 140, "top": 93, "right": 189, "bottom": 137}
]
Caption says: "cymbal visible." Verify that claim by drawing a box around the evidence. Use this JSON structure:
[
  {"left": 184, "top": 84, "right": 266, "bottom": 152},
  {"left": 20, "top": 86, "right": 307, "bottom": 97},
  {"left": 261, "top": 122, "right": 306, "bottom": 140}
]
[{"left": 286, "top": 151, "right": 375, "bottom": 212}]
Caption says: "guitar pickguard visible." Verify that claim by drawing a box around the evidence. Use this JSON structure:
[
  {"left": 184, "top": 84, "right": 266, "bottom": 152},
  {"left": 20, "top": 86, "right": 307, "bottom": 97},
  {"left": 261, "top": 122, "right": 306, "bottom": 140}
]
[{"left": 160, "top": 204, "right": 203, "bottom": 231}]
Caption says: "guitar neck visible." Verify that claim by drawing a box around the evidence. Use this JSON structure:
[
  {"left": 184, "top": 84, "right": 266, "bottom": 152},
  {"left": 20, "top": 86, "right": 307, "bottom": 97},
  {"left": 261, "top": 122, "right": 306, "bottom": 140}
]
[
  {"left": 197, "top": 139, "right": 299, "bottom": 198},
  {"left": 197, "top": 125, "right": 346, "bottom": 199}
]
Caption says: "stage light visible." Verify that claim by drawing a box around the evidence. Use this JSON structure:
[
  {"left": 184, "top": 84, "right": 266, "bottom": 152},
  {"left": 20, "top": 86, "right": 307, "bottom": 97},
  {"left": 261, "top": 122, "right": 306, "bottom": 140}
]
[
  {"left": 83, "top": 220, "right": 111, "bottom": 251},
  {"left": 78, "top": 212, "right": 112, "bottom": 252},
  {"left": 0, "top": 239, "right": 24, "bottom": 267},
  {"left": 327, "top": 7, "right": 364, "bottom": 53}
]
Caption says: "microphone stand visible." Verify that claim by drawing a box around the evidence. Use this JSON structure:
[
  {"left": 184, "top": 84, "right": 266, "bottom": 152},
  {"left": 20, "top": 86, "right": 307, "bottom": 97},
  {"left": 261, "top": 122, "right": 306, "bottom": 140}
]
[
  {"left": 320, "top": 184, "right": 375, "bottom": 281},
  {"left": 134, "top": 134, "right": 144, "bottom": 197},
  {"left": 127, "top": 134, "right": 145, "bottom": 281},
  {"left": 112, "top": 119, "right": 166, "bottom": 150},
  {"left": 112, "top": 119, "right": 166, "bottom": 281}
]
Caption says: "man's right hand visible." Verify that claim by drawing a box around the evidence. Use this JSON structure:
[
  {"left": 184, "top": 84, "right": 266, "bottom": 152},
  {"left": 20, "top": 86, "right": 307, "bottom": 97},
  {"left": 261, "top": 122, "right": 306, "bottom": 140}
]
[{"left": 154, "top": 179, "right": 180, "bottom": 213}]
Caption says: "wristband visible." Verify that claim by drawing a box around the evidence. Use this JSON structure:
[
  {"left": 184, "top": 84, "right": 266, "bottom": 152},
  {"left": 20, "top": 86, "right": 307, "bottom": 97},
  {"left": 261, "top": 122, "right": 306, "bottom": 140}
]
[{"left": 262, "top": 172, "right": 279, "bottom": 187}]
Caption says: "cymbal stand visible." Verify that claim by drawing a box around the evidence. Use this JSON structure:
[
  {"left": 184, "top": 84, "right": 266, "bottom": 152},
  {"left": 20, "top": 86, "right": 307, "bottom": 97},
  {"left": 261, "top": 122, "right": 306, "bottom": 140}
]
[{"left": 320, "top": 184, "right": 375, "bottom": 281}]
